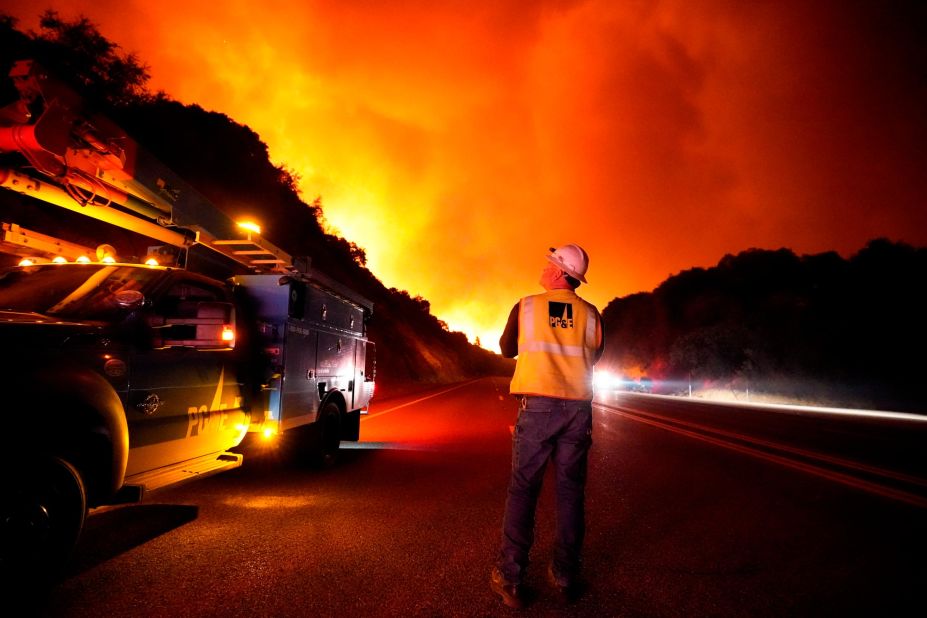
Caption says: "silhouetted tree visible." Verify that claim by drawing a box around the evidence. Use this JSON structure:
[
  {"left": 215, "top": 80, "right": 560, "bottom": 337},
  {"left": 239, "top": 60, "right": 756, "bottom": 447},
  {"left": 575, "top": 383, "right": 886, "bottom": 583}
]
[
  {"left": 0, "top": 12, "right": 511, "bottom": 390},
  {"left": 602, "top": 242, "right": 927, "bottom": 411}
]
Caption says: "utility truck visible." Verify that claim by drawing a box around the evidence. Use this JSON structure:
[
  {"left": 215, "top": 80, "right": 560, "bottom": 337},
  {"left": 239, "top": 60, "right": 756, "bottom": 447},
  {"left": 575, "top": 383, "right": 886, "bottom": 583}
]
[{"left": 0, "top": 60, "right": 375, "bottom": 572}]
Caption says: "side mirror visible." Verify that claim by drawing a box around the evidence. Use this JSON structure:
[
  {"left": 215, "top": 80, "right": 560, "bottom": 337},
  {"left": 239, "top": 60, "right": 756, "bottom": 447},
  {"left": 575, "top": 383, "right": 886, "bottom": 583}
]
[
  {"left": 153, "top": 301, "right": 236, "bottom": 349},
  {"left": 113, "top": 289, "right": 145, "bottom": 309}
]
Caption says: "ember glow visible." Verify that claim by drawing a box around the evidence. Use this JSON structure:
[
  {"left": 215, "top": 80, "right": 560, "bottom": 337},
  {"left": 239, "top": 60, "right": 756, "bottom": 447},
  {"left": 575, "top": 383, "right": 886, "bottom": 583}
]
[{"left": 5, "top": 1, "right": 926, "bottom": 350}]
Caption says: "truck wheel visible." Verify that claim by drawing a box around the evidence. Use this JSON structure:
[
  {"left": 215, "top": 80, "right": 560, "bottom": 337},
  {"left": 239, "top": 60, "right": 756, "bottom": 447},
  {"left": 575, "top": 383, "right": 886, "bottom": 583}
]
[
  {"left": 0, "top": 456, "right": 87, "bottom": 576},
  {"left": 313, "top": 401, "right": 342, "bottom": 469}
]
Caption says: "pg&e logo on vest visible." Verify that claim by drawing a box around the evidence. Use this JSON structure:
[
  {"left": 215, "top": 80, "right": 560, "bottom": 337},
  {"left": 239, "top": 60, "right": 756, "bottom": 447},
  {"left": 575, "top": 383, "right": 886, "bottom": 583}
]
[{"left": 548, "top": 302, "right": 574, "bottom": 329}]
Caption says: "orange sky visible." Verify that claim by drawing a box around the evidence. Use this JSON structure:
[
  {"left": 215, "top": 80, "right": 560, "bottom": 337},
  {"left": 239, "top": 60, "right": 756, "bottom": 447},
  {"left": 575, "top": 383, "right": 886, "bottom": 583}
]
[{"left": 5, "top": 1, "right": 926, "bottom": 350}]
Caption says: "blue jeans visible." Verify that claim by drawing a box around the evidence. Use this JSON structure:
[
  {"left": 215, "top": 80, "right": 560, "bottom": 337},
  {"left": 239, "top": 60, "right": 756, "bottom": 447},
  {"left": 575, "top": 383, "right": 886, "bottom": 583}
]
[{"left": 497, "top": 396, "right": 593, "bottom": 585}]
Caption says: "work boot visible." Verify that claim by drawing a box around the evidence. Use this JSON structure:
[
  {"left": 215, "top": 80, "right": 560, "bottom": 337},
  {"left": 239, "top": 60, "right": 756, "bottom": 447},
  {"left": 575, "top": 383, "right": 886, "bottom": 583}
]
[
  {"left": 548, "top": 563, "right": 581, "bottom": 603},
  {"left": 490, "top": 567, "right": 525, "bottom": 609}
]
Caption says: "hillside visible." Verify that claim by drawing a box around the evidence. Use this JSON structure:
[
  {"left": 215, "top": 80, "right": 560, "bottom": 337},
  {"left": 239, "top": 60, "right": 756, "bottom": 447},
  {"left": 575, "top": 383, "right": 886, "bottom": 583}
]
[{"left": 0, "top": 12, "right": 513, "bottom": 393}]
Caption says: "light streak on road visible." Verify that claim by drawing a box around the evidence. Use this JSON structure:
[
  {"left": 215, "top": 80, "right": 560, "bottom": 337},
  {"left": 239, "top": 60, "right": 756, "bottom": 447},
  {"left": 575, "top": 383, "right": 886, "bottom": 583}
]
[
  {"left": 600, "top": 391, "right": 927, "bottom": 424},
  {"left": 597, "top": 402, "right": 927, "bottom": 509}
]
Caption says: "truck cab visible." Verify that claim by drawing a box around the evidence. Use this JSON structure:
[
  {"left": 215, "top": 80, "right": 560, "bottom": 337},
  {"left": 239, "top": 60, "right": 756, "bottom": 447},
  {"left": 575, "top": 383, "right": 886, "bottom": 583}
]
[
  {"left": 0, "top": 262, "right": 248, "bottom": 488},
  {"left": 0, "top": 256, "right": 375, "bottom": 575},
  {"left": 0, "top": 59, "right": 375, "bottom": 577}
]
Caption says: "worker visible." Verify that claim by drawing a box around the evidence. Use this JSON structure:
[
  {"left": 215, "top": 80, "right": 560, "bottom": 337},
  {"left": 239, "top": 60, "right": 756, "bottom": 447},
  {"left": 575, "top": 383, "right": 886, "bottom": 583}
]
[{"left": 491, "top": 243, "right": 605, "bottom": 608}]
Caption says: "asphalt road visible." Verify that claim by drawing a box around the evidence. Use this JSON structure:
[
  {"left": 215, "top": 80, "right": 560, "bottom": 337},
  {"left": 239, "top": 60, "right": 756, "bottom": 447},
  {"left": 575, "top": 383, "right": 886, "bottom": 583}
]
[{"left": 17, "top": 378, "right": 927, "bottom": 616}]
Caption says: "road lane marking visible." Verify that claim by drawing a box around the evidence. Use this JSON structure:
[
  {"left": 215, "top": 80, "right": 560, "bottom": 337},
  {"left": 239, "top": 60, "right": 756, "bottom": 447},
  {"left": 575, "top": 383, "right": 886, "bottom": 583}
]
[
  {"left": 597, "top": 403, "right": 927, "bottom": 509},
  {"left": 598, "top": 392, "right": 927, "bottom": 424},
  {"left": 361, "top": 379, "right": 481, "bottom": 422},
  {"left": 342, "top": 441, "right": 439, "bottom": 451}
]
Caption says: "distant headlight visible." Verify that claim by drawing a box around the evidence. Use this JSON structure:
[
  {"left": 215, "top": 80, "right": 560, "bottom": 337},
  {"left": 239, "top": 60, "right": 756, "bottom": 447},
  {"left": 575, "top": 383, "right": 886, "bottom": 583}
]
[{"left": 594, "top": 371, "right": 618, "bottom": 390}]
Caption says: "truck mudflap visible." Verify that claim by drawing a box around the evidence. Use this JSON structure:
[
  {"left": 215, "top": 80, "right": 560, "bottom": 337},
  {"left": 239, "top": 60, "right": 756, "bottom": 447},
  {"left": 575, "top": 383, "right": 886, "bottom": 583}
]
[
  {"left": 340, "top": 409, "right": 361, "bottom": 442},
  {"left": 121, "top": 451, "right": 244, "bottom": 498}
]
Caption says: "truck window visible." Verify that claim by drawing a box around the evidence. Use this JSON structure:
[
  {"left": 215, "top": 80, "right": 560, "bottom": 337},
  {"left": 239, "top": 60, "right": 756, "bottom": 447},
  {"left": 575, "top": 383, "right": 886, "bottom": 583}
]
[
  {"left": 155, "top": 280, "right": 227, "bottom": 318},
  {"left": 0, "top": 264, "right": 162, "bottom": 321}
]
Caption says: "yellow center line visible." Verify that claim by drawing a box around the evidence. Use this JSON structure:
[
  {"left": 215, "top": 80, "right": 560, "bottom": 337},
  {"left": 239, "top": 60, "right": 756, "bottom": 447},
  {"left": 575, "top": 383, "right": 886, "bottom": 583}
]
[{"left": 361, "top": 379, "right": 482, "bottom": 422}]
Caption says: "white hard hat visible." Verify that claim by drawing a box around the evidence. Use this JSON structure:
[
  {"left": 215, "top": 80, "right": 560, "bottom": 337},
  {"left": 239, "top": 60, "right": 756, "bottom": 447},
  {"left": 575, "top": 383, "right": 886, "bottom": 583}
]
[{"left": 546, "top": 244, "right": 589, "bottom": 283}]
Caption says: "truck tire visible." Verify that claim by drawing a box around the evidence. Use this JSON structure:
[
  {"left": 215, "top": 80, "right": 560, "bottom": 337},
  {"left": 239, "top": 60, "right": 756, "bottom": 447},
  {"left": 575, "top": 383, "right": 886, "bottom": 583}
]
[
  {"left": 313, "top": 401, "right": 342, "bottom": 469},
  {"left": 1, "top": 456, "right": 87, "bottom": 577}
]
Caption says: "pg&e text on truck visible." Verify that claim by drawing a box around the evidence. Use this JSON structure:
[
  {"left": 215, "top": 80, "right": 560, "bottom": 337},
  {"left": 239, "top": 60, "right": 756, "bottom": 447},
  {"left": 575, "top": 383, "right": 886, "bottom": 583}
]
[{"left": 0, "top": 60, "right": 376, "bottom": 574}]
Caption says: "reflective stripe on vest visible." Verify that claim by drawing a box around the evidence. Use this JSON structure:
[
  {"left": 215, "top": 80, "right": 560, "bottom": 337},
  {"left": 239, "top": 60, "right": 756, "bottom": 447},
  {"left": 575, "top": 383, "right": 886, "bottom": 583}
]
[{"left": 510, "top": 290, "right": 598, "bottom": 400}]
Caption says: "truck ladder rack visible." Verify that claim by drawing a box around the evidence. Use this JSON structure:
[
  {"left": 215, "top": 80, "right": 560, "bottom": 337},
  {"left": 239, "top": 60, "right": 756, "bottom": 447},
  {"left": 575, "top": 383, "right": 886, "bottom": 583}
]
[
  {"left": 210, "top": 234, "right": 290, "bottom": 272},
  {"left": 1, "top": 222, "right": 94, "bottom": 260}
]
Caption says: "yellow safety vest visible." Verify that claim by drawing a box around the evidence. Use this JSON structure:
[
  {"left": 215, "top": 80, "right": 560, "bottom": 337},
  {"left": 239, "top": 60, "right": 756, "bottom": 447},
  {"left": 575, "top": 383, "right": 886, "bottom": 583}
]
[{"left": 509, "top": 289, "right": 600, "bottom": 400}]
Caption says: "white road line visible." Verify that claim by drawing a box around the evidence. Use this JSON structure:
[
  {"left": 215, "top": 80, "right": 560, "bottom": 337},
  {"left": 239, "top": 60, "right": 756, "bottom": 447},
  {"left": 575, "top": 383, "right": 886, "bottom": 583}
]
[
  {"left": 600, "top": 403, "right": 927, "bottom": 489},
  {"left": 597, "top": 404, "right": 927, "bottom": 509},
  {"left": 600, "top": 392, "right": 927, "bottom": 423}
]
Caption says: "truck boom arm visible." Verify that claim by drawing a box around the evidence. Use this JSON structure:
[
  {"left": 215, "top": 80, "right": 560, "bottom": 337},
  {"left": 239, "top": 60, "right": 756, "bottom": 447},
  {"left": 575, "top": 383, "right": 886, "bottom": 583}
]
[{"left": 0, "top": 60, "right": 291, "bottom": 272}]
